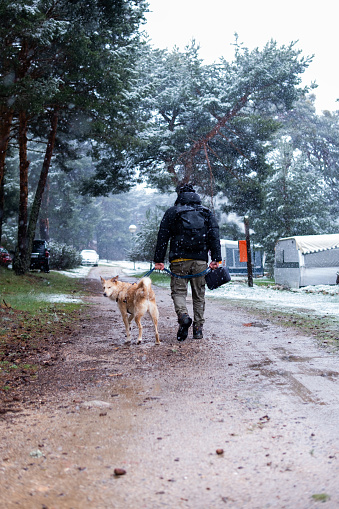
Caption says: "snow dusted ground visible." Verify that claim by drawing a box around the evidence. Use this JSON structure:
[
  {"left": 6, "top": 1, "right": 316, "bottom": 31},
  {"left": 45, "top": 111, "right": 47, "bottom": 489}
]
[
  {"left": 208, "top": 278, "right": 339, "bottom": 319},
  {"left": 56, "top": 266, "right": 94, "bottom": 279},
  {"left": 60, "top": 261, "right": 339, "bottom": 320}
]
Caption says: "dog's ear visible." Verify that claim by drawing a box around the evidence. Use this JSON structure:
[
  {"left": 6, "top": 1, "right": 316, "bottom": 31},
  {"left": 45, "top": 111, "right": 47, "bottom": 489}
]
[
  {"left": 111, "top": 275, "right": 119, "bottom": 282},
  {"left": 100, "top": 276, "right": 105, "bottom": 283}
]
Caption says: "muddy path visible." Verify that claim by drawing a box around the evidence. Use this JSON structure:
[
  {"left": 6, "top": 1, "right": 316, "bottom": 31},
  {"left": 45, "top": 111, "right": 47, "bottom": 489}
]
[{"left": 1, "top": 266, "right": 339, "bottom": 509}]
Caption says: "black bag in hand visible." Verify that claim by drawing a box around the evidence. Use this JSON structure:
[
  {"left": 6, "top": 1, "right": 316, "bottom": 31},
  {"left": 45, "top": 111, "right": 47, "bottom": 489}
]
[{"left": 205, "top": 266, "right": 231, "bottom": 290}]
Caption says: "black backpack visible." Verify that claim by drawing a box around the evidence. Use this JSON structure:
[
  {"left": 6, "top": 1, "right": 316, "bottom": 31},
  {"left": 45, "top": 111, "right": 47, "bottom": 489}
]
[{"left": 175, "top": 205, "right": 208, "bottom": 252}]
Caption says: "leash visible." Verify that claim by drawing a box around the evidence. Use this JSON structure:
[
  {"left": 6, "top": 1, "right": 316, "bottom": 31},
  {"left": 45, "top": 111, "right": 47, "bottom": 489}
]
[
  {"left": 142, "top": 266, "right": 210, "bottom": 279},
  {"left": 142, "top": 267, "right": 156, "bottom": 278},
  {"left": 164, "top": 267, "right": 210, "bottom": 279}
]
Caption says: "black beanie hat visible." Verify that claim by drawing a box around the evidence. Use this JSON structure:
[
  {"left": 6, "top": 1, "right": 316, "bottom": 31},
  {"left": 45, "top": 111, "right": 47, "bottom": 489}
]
[{"left": 176, "top": 183, "right": 195, "bottom": 194}]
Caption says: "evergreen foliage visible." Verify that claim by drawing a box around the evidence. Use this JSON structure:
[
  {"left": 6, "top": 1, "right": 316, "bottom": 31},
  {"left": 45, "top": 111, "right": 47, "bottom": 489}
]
[
  {"left": 252, "top": 107, "right": 337, "bottom": 269},
  {"left": 0, "top": 0, "right": 148, "bottom": 272},
  {"left": 49, "top": 241, "right": 82, "bottom": 270},
  {"left": 276, "top": 97, "right": 339, "bottom": 217},
  {"left": 131, "top": 39, "right": 311, "bottom": 209},
  {"left": 1, "top": 8, "right": 338, "bottom": 274},
  {"left": 128, "top": 207, "right": 168, "bottom": 263}
]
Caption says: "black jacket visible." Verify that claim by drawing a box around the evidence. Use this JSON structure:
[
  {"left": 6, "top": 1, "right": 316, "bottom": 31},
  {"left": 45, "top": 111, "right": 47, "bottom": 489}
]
[{"left": 154, "top": 191, "right": 221, "bottom": 263}]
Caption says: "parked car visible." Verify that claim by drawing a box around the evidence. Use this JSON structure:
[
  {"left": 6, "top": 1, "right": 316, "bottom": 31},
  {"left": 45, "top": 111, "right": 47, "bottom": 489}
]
[
  {"left": 80, "top": 249, "right": 99, "bottom": 266},
  {"left": 0, "top": 246, "right": 12, "bottom": 267},
  {"left": 30, "top": 240, "right": 50, "bottom": 273}
]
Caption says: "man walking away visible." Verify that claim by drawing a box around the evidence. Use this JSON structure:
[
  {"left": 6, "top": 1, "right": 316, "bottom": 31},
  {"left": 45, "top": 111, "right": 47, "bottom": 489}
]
[{"left": 154, "top": 183, "right": 221, "bottom": 341}]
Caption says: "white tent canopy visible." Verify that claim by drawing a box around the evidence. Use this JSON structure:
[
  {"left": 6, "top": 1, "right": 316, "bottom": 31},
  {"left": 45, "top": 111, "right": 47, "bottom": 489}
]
[{"left": 281, "top": 234, "right": 339, "bottom": 255}]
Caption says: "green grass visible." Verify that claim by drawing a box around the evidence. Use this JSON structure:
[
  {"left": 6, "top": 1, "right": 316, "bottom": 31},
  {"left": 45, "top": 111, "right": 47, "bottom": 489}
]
[
  {"left": 135, "top": 270, "right": 171, "bottom": 286},
  {"left": 253, "top": 277, "right": 275, "bottom": 286},
  {"left": 0, "top": 267, "right": 88, "bottom": 392},
  {"left": 0, "top": 267, "right": 85, "bottom": 313},
  {"left": 311, "top": 493, "right": 330, "bottom": 502},
  {"left": 0, "top": 360, "right": 38, "bottom": 374}
]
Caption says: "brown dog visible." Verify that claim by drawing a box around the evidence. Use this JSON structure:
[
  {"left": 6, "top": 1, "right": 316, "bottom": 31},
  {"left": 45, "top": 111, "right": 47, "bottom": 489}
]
[{"left": 101, "top": 275, "right": 160, "bottom": 345}]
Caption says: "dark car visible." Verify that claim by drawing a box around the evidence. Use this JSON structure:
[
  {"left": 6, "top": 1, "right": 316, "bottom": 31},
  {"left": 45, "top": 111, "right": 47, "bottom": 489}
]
[
  {"left": 0, "top": 246, "right": 12, "bottom": 267},
  {"left": 30, "top": 240, "right": 50, "bottom": 273}
]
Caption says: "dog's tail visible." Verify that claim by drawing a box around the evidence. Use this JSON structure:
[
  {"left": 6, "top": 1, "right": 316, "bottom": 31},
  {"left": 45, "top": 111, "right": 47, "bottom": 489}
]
[{"left": 136, "top": 277, "right": 152, "bottom": 299}]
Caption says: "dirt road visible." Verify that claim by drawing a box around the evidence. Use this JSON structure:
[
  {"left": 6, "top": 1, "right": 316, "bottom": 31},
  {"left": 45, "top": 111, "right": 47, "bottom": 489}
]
[{"left": 1, "top": 266, "right": 339, "bottom": 508}]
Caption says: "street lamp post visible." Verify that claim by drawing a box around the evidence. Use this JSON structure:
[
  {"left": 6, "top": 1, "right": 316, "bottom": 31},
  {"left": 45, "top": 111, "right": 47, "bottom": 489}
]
[{"left": 129, "top": 224, "right": 137, "bottom": 270}]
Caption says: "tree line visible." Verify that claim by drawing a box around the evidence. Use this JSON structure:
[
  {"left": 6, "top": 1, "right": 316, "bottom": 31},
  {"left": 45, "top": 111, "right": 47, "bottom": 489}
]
[
  {"left": 1, "top": 1, "right": 338, "bottom": 274},
  {"left": 0, "top": 0, "right": 147, "bottom": 273}
]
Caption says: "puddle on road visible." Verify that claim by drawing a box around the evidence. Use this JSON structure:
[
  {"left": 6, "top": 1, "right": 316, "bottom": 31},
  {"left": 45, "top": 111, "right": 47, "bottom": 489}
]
[
  {"left": 249, "top": 359, "right": 273, "bottom": 369},
  {"left": 317, "top": 370, "right": 339, "bottom": 379},
  {"left": 243, "top": 321, "right": 269, "bottom": 328},
  {"left": 280, "top": 355, "right": 314, "bottom": 363},
  {"left": 34, "top": 293, "right": 83, "bottom": 303},
  {"left": 273, "top": 346, "right": 313, "bottom": 363},
  {"left": 252, "top": 354, "right": 315, "bottom": 364}
]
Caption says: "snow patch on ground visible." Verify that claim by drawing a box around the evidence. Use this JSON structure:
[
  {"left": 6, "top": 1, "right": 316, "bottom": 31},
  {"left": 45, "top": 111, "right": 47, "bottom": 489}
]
[
  {"left": 34, "top": 293, "right": 83, "bottom": 304},
  {"left": 60, "top": 262, "right": 339, "bottom": 319},
  {"left": 55, "top": 266, "right": 93, "bottom": 278},
  {"left": 104, "top": 260, "right": 152, "bottom": 274},
  {"left": 208, "top": 279, "right": 339, "bottom": 318}
]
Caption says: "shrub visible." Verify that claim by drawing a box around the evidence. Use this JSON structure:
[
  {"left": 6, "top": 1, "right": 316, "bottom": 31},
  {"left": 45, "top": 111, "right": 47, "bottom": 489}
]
[{"left": 49, "top": 242, "right": 82, "bottom": 270}]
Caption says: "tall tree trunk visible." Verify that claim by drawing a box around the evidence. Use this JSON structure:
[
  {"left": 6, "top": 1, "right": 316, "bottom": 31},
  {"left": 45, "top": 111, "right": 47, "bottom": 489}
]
[
  {"left": 14, "top": 110, "right": 30, "bottom": 274},
  {"left": 27, "top": 108, "right": 59, "bottom": 251},
  {"left": 0, "top": 108, "right": 13, "bottom": 243},
  {"left": 39, "top": 182, "right": 50, "bottom": 242},
  {"left": 0, "top": 174, "right": 4, "bottom": 245},
  {"left": 14, "top": 39, "right": 32, "bottom": 274}
]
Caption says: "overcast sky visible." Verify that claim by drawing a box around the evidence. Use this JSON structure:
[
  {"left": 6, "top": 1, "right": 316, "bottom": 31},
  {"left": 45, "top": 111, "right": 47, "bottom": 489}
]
[{"left": 144, "top": 0, "right": 338, "bottom": 113}]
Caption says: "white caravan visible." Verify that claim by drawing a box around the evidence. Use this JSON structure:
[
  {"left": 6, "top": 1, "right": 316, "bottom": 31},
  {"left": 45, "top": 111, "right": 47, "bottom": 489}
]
[{"left": 274, "top": 234, "right": 339, "bottom": 288}]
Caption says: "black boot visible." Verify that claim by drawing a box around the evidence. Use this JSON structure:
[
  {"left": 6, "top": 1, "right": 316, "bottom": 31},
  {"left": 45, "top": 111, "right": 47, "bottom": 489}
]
[
  {"left": 177, "top": 313, "right": 192, "bottom": 342},
  {"left": 193, "top": 324, "right": 203, "bottom": 339}
]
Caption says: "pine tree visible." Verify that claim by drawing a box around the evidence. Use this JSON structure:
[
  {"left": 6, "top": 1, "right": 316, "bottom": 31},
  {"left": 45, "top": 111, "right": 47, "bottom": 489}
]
[
  {"left": 129, "top": 39, "right": 312, "bottom": 209},
  {"left": 253, "top": 135, "right": 334, "bottom": 269},
  {"left": 0, "top": 0, "right": 148, "bottom": 273},
  {"left": 278, "top": 96, "right": 339, "bottom": 216}
]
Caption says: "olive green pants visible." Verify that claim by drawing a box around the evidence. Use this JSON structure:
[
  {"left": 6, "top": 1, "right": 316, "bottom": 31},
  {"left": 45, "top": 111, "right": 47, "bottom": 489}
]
[{"left": 170, "top": 259, "right": 207, "bottom": 327}]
